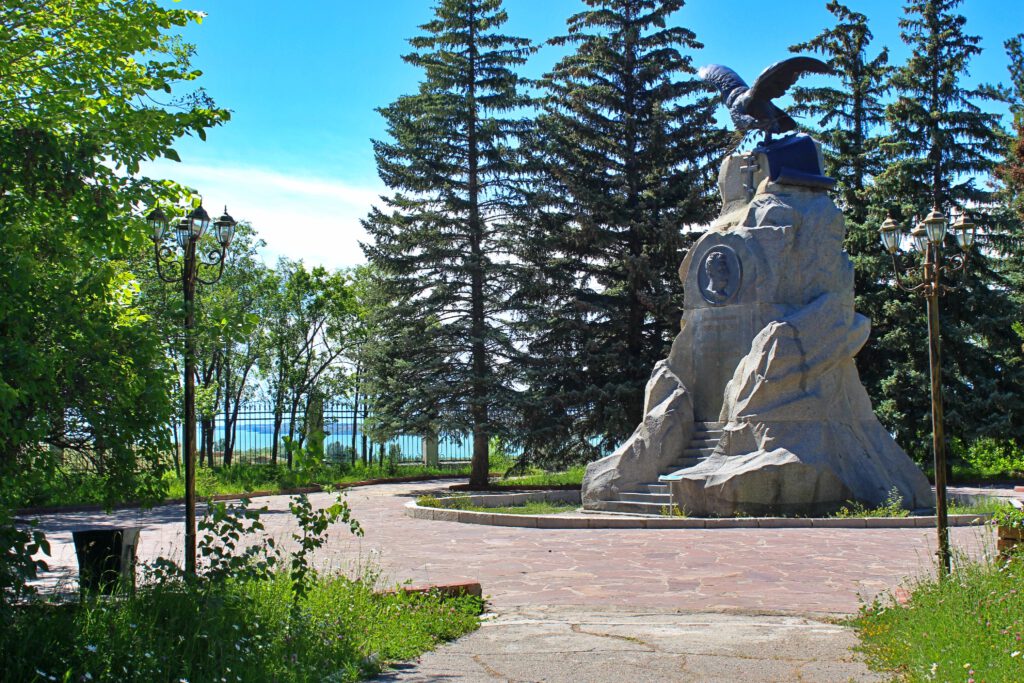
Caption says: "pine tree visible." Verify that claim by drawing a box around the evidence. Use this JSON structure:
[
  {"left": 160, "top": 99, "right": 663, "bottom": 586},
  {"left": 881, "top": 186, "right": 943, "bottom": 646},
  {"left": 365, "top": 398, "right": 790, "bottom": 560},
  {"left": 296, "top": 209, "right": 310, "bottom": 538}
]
[
  {"left": 361, "top": 0, "right": 531, "bottom": 487},
  {"left": 999, "top": 34, "right": 1024, "bottom": 222},
  {"left": 872, "top": 0, "right": 1022, "bottom": 460},
  {"left": 516, "top": 0, "right": 728, "bottom": 464},
  {"left": 787, "top": 3, "right": 907, "bottom": 458},
  {"left": 789, "top": 1, "right": 891, "bottom": 224}
]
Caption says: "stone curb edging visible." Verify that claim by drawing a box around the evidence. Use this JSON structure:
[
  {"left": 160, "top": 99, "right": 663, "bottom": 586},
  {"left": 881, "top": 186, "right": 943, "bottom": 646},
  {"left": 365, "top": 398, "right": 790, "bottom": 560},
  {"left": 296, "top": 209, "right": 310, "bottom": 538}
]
[{"left": 404, "top": 500, "right": 992, "bottom": 530}]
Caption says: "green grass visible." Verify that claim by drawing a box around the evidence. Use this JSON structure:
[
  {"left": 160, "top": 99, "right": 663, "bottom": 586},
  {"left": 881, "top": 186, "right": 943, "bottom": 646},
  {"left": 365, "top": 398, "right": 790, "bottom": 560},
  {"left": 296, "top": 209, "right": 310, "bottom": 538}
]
[
  {"left": 15, "top": 462, "right": 476, "bottom": 509},
  {"left": 416, "top": 494, "right": 578, "bottom": 515},
  {"left": 853, "top": 553, "right": 1024, "bottom": 682},
  {"left": 949, "top": 496, "right": 1013, "bottom": 516},
  {"left": 2, "top": 573, "right": 480, "bottom": 682},
  {"left": 832, "top": 488, "right": 912, "bottom": 518},
  {"left": 490, "top": 465, "right": 586, "bottom": 488},
  {"left": 168, "top": 462, "right": 475, "bottom": 500}
]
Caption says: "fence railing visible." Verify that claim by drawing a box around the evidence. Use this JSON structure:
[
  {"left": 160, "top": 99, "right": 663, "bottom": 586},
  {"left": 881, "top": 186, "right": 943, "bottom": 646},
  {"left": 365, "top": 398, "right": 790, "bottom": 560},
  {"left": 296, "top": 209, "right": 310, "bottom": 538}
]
[{"left": 191, "top": 401, "right": 472, "bottom": 467}]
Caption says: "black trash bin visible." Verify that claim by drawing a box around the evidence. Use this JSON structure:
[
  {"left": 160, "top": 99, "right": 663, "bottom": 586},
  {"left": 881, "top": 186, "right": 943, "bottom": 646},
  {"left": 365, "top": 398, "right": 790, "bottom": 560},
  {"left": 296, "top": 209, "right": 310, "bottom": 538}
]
[{"left": 72, "top": 527, "right": 142, "bottom": 596}]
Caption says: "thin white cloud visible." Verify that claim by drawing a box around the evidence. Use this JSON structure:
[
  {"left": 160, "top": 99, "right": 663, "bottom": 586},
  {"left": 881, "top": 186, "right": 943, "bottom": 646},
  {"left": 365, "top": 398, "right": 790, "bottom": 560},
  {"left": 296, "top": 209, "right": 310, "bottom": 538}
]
[{"left": 141, "top": 160, "right": 385, "bottom": 270}]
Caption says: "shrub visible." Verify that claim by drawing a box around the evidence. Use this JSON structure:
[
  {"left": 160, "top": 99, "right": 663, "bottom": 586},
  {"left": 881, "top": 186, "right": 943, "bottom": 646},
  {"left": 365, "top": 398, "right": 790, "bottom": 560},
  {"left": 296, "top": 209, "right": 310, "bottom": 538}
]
[
  {"left": 1, "top": 490, "right": 479, "bottom": 682},
  {"left": 952, "top": 437, "right": 1023, "bottom": 478},
  {"left": 833, "top": 487, "right": 910, "bottom": 518}
]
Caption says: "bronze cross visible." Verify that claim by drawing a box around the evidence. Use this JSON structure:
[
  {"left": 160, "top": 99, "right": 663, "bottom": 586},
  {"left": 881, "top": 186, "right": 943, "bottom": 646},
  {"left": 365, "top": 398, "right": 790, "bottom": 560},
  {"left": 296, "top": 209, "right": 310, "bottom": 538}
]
[{"left": 739, "top": 154, "right": 760, "bottom": 200}]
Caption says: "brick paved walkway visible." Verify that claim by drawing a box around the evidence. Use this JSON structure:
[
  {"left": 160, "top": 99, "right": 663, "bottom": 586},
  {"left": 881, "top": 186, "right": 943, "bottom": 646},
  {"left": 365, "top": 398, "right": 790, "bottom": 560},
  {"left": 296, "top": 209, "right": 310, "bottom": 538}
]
[{"left": 28, "top": 479, "right": 995, "bottom": 615}]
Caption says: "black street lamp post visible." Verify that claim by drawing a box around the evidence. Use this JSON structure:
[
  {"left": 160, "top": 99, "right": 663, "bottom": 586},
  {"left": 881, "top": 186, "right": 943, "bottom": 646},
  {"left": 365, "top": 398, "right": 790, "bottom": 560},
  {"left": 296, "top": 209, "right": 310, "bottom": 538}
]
[
  {"left": 878, "top": 207, "right": 975, "bottom": 575},
  {"left": 146, "top": 202, "right": 236, "bottom": 575}
]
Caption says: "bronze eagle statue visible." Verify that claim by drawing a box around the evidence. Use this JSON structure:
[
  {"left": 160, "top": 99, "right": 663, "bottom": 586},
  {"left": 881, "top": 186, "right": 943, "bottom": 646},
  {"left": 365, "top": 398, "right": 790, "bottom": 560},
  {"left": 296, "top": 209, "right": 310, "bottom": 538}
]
[{"left": 699, "top": 57, "right": 831, "bottom": 141}]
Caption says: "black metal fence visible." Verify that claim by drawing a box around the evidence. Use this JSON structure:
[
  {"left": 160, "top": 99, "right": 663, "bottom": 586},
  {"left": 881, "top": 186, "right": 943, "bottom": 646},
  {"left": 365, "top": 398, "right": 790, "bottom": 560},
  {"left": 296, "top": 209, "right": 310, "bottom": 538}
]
[{"left": 195, "top": 401, "right": 472, "bottom": 467}]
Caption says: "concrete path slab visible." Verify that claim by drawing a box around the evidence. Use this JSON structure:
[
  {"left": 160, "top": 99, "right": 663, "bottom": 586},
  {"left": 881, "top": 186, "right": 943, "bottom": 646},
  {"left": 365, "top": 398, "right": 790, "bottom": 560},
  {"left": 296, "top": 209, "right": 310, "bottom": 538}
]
[{"left": 372, "top": 606, "right": 884, "bottom": 683}]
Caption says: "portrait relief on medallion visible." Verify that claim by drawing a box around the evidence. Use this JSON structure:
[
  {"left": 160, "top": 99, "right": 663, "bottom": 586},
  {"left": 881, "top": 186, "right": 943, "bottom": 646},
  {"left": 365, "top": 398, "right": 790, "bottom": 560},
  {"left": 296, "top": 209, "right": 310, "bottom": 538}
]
[{"left": 697, "top": 245, "right": 742, "bottom": 305}]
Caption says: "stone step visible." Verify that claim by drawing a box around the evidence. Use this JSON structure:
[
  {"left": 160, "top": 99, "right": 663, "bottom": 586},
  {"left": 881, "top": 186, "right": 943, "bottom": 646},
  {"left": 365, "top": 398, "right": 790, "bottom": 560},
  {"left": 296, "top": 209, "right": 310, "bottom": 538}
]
[
  {"left": 640, "top": 483, "right": 669, "bottom": 494},
  {"left": 684, "top": 447, "right": 717, "bottom": 457},
  {"left": 689, "top": 437, "right": 720, "bottom": 447},
  {"left": 669, "top": 460, "right": 705, "bottom": 471},
  {"left": 692, "top": 433, "right": 723, "bottom": 441},
  {"left": 694, "top": 421, "right": 725, "bottom": 430},
  {"left": 618, "top": 491, "right": 673, "bottom": 504}
]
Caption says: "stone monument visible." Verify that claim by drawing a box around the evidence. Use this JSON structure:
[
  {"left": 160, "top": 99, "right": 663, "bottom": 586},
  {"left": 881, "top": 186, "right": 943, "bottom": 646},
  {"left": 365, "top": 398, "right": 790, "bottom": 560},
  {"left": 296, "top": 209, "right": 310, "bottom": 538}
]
[{"left": 581, "top": 132, "right": 933, "bottom": 516}]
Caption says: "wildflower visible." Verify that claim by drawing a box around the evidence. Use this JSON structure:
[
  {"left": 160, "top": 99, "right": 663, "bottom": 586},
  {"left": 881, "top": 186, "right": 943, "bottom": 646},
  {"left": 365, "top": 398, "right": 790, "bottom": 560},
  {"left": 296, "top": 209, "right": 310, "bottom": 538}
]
[
  {"left": 1012, "top": 651, "right": 1021, "bottom": 658},
  {"left": 85, "top": 645, "right": 98, "bottom": 653}
]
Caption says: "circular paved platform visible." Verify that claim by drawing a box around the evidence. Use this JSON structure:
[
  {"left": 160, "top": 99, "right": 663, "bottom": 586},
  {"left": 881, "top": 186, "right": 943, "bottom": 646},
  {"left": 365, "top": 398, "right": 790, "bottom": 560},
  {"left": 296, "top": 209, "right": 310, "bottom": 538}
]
[
  {"left": 26, "top": 479, "right": 1007, "bottom": 682},
  {"left": 28, "top": 479, "right": 997, "bottom": 615}
]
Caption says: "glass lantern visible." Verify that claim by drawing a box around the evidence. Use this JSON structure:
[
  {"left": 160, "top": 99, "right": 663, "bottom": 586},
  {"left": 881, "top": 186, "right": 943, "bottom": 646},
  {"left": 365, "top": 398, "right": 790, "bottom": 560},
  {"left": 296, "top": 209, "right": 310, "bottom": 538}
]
[
  {"left": 923, "top": 207, "right": 948, "bottom": 245},
  {"left": 878, "top": 215, "right": 902, "bottom": 254},
  {"left": 952, "top": 212, "right": 975, "bottom": 251},
  {"left": 146, "top": 207, "right": 168, "bottom": 242},
  {"left": 174, "top": 217, "right": 192, "bottom": 250},
  {"left": 214, "top": 207, "right": 236, "bottom": 248},
  {"left": 189, "top": 205, "right": 211, "bottom": 240},
  {"left": 911, "top": 224, "right": 930, "bottom": 255}
]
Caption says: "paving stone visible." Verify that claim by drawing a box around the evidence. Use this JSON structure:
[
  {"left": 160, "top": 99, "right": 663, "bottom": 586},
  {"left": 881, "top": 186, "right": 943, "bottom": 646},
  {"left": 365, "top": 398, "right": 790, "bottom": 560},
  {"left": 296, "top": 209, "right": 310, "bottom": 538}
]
[{"left": 26, "top": 479, "right": 998, "bottom": 682}]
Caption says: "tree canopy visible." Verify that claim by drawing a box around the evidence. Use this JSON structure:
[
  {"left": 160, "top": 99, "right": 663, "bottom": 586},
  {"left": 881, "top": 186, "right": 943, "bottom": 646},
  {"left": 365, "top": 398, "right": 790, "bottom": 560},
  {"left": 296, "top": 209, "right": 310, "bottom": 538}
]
[
  {"left": 0, "top": 0, "right": 228, "bottom": 505},
  {"left": 514, "top": 0, "right": 728, "bottom": 464}
]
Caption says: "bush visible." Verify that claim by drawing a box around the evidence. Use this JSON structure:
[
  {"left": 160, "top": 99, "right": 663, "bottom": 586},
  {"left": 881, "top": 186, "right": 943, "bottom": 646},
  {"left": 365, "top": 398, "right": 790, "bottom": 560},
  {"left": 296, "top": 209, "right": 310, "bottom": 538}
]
[
  {"left": 1, "top": 491, "right": 480, "bottom": 682},
  {"left": 1, "top": 573, "right": 480, "bottom": 682},
  {"left": 952, "top": 437, "right": 1024, "bottom": 479}
]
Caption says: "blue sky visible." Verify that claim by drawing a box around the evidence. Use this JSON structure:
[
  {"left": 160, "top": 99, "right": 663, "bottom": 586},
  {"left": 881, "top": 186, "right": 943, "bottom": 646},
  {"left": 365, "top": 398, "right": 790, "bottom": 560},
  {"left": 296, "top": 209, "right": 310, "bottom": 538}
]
[{"left": 142, "top": 0, "right": 1023, "bottom": 269}]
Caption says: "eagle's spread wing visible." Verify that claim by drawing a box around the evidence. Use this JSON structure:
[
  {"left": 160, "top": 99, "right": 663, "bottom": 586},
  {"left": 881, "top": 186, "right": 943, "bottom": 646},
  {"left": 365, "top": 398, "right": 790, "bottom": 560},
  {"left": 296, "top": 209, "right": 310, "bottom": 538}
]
[
  {"left": 747, "top": 56, "right": 830, "bottom": 103},
  {"left": 698, "top": 64, "right": 748, "bottom": 101}
]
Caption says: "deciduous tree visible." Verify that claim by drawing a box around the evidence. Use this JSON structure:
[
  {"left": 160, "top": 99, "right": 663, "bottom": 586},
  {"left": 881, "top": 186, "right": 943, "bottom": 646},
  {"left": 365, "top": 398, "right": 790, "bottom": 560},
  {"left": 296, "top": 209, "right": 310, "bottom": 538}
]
[{"left": 0, "top": 0, "right": 227, "bottom": 506}]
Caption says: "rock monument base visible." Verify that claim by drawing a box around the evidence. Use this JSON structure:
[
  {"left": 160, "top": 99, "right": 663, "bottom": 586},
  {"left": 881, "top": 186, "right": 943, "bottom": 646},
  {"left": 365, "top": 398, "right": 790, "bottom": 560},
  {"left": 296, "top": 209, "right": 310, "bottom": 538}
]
[{"left": 582, "top": 137, "right": 932, "bottom": 516}]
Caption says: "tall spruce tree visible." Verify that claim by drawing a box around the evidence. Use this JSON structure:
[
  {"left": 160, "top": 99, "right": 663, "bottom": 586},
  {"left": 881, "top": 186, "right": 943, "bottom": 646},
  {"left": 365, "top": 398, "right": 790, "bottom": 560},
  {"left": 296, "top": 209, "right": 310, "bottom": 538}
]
[
  {"left": 871, "top": 0, "right": 1023, "bottom": 460},
  {"left": 361, "top": 0, "right": 531, "bottom": 486},
  {"left": 789, "top": 1, "right": 891, "bottom": 224},
  {"left": 996, "top": 35, "right": 1024, "bottom": 430},
  {"left": 1000, "top": 34, "right": 1024, "bottom": 222},
  {"left": 516, "top": 0, "right": 728, "bottom": 464},
  {"left": 787, "top": 2, "right": 903, "bottom": 455}
]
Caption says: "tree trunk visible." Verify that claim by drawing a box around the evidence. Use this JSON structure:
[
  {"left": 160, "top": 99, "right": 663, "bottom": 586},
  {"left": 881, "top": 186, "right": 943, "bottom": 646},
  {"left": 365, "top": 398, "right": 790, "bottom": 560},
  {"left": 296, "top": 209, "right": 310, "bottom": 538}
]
[
  {"left": 361, "top": 403, "right": 369, "bottom": 466},
  {"left": 287, "top": 394, "right": 300, "bottom": 469},
  {"left": 222, "top": 347, "right": 233, "bottom": 467},
  {"left": 466, "top": 5, "right": 490, "bottom": 489},
  {"left": 271, "top": 404, "right": 283, "bottom": 466},
  {"left": 351, "top": 360, "right": 360, "bottom": 466}
]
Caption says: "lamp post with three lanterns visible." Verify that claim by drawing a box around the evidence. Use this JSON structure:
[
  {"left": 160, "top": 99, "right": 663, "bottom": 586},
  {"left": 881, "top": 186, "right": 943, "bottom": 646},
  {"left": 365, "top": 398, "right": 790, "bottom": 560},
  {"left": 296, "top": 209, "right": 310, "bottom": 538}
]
[
  {"left": 877, "top": 206, "right": 976, "bottom": 575},
  {"left": 145, "top": 202, "right": 237, "bottom": 576}
]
